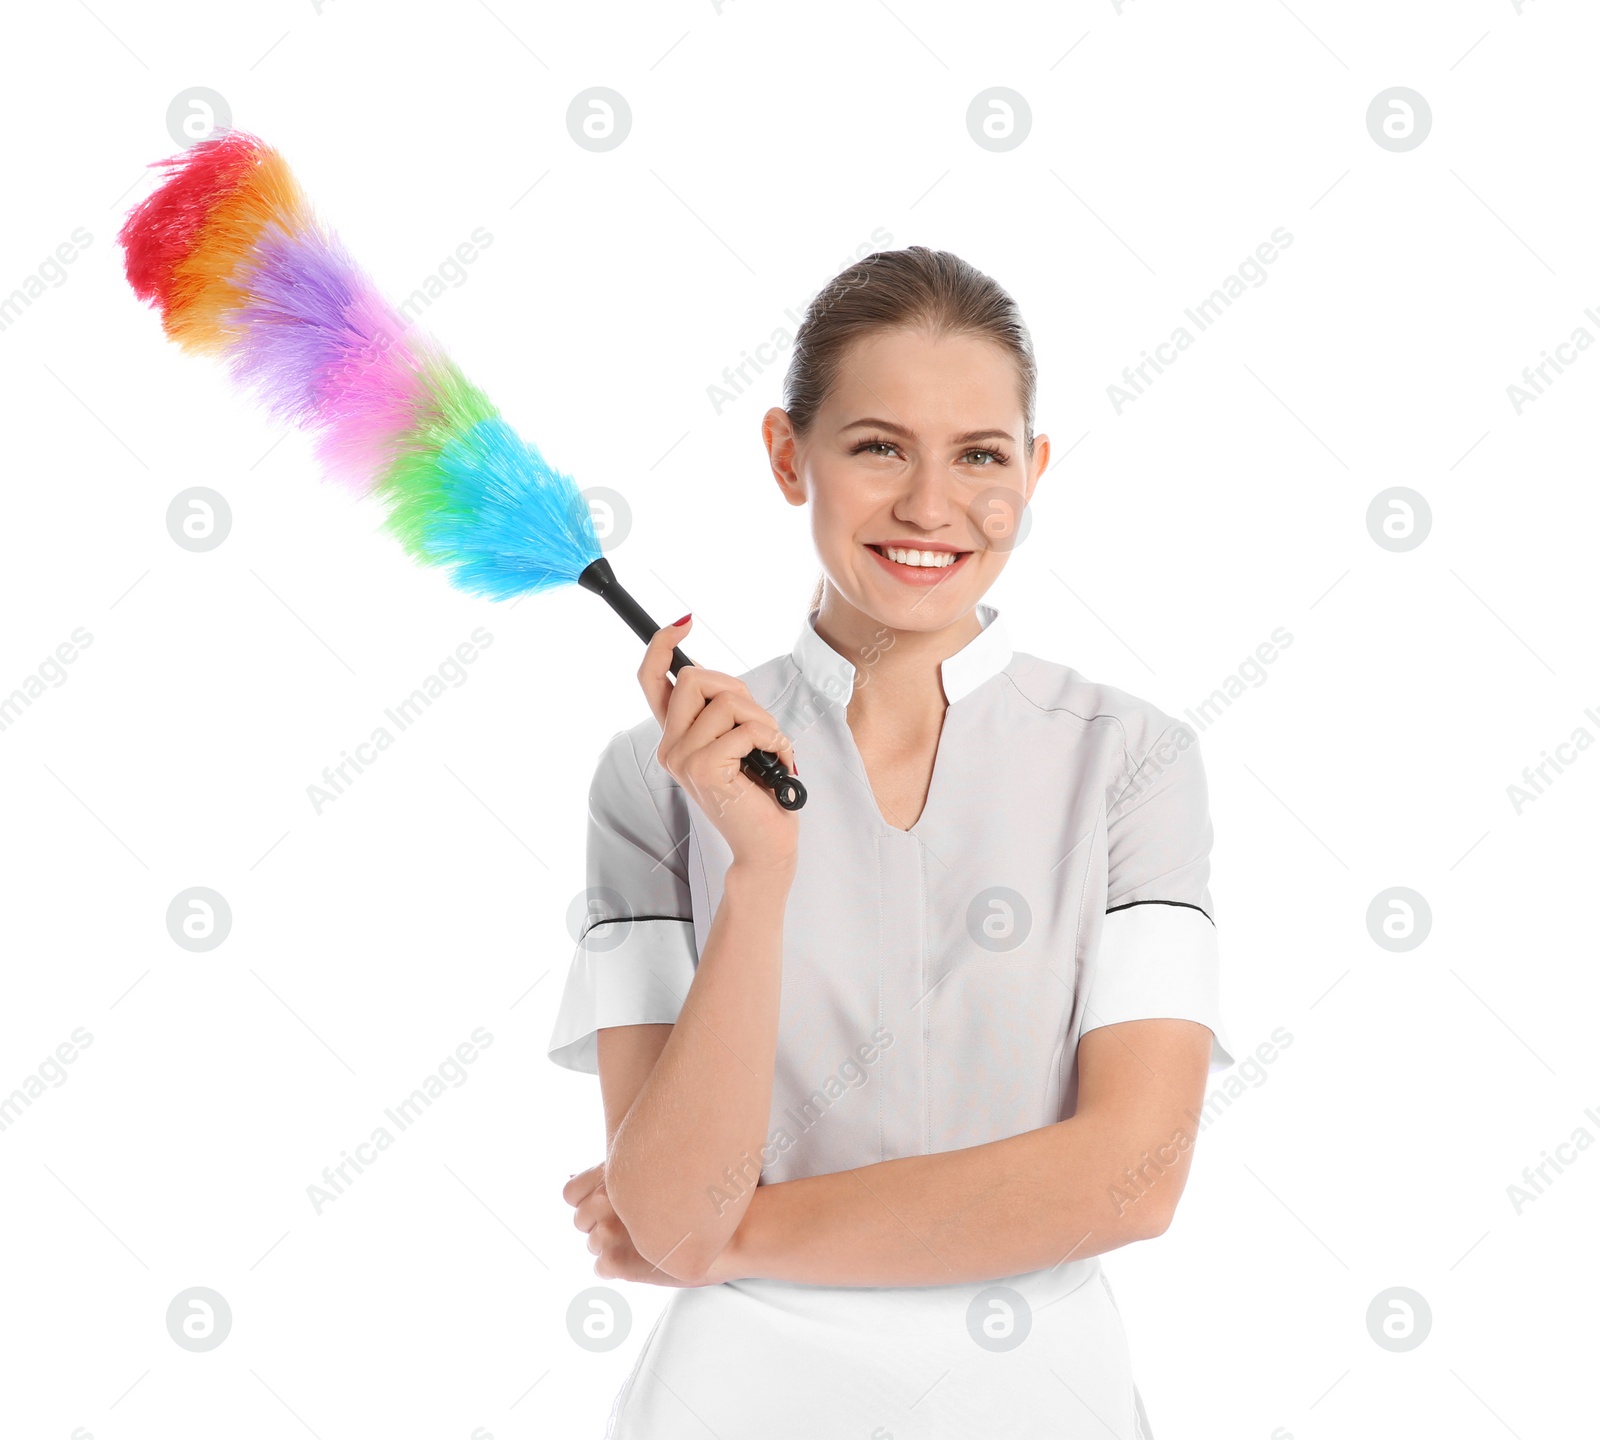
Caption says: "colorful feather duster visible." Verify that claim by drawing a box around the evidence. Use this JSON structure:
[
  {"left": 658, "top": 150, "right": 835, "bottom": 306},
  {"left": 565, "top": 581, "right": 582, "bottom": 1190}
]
[{"left": 118, "top": 128, "right": 804, "bottom": 808}]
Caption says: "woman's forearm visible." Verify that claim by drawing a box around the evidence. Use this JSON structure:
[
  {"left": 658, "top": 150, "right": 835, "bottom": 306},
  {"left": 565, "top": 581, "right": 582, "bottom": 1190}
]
[
  {"left": 709, "top": 1112, "right": 1189, "bottom": 1288},
  {"left": 604, "top": 857, "right": 793, "bottom": 1281}
]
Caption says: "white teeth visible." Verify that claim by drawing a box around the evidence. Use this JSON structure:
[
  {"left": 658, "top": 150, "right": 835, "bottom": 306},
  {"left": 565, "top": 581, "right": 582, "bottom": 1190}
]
[{"left": 882, "top": 546, "right": 959, "bottom": 568}]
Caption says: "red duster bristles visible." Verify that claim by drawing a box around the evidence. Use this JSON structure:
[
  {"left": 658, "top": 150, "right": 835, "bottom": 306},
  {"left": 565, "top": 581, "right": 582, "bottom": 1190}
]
[{"left": 119, "top": 131, "right": 264, "bottom": 313}]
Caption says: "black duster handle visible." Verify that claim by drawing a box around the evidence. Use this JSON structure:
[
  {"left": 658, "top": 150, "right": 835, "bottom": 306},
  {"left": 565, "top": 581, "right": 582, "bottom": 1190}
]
[{"left": 577, "top": 557, "right": 807, "bottom": 810}]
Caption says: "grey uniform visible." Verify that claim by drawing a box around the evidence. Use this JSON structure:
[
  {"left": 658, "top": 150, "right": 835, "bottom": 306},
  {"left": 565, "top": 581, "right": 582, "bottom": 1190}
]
[{"left": 548, "top": 601, "right": 1233, "bottom": 1438}]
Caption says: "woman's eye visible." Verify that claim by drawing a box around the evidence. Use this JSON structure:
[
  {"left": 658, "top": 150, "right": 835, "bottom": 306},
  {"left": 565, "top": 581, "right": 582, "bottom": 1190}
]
[{"left": 852, "top": 440, "right": 1008, "bottom": 465}]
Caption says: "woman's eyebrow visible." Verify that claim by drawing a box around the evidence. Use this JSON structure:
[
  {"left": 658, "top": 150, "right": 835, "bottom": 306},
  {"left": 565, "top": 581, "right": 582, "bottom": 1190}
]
[{"left": 841, "top": 417, "right": 1014, "bottom": 445}]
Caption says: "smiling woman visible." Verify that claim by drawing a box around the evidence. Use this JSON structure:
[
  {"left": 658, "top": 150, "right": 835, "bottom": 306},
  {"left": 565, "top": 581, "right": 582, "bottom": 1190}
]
[
  {"left": 550, "top": 245, "right": 1233, "bottom": 1439},
  {"left": 793, "top": 250, "right": 1037, "bottom": 614}
]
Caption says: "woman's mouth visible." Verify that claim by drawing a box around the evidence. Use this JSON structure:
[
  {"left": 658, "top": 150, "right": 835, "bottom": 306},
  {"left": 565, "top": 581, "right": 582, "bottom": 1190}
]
[{"left": 865, "top": 543, "right": 974, "bottom": 585}]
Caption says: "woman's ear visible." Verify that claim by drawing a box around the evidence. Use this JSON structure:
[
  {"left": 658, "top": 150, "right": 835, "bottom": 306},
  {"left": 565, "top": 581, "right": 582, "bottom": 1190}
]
[
  {"left": 1024, "top": 432, "right": 1050, "bottom": 505},
  {"left": 762, "top": 406, "right": 808, "bottom": 506}
]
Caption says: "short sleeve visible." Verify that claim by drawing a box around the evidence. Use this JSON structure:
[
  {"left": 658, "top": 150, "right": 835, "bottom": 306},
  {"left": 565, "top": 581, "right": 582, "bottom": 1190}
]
[
  {"left": 546, "top": 727, "right": 699, "bottom": 1075},
  {"left": 1082, "top": 723, "right": 1235, "bottom": 1071}
]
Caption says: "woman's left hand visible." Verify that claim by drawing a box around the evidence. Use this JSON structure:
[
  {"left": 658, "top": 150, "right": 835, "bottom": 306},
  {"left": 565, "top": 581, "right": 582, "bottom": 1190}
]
[{"left": 566, "top": 1163, "right": 725, "bottom": 1288}]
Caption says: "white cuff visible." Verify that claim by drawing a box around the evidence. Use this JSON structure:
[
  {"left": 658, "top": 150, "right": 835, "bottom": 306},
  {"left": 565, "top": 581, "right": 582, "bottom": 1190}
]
[
  {"left": 546, "top": 918, "right": 698, "bottom": 1075},
  {"left": 1083, "top": 903, "right": 1235, "bottom": 1071}
]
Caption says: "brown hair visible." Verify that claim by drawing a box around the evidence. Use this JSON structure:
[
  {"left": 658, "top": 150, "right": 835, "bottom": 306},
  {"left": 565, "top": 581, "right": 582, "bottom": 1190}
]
[{"left": 783, "top": 246, "right": 1037, "bottom": 613}]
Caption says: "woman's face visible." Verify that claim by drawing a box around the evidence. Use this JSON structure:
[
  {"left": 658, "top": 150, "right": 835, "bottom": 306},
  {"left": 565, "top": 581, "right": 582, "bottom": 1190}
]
[{"left": 767, "top": 326, "right": 1047, "bottom": 634}]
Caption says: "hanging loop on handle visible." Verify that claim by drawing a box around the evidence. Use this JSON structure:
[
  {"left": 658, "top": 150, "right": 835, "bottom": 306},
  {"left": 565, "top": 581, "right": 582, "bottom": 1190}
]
[{"left": 577, "top": 557, "right": 808, "bottom": 810}]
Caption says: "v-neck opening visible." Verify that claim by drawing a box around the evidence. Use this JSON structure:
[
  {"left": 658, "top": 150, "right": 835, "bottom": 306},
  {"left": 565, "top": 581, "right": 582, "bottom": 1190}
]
[{"left": 835, "top": 698, "right": 959, "bottom": 840}]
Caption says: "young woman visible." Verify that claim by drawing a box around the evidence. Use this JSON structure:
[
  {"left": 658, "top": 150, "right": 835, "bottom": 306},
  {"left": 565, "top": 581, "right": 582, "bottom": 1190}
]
[{"left": 549, "top": 246, "right": 1234, "bottom": 1439}]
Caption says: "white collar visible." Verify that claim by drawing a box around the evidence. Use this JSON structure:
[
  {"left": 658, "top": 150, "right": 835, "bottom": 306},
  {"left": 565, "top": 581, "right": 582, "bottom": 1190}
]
[{"left": 790, "top": 602, "right": 1012, "bottom": 708}]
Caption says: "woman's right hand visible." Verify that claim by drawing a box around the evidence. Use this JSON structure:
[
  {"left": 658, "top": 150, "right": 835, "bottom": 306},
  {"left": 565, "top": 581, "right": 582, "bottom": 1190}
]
[{"left": 637, "top": 616, "right": 800, "bottom": 870}]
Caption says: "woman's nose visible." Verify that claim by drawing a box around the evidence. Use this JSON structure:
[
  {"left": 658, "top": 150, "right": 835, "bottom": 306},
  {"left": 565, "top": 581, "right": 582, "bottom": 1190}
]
[{"left": 894, "top": 461, "right": 963, "bottom": 526}]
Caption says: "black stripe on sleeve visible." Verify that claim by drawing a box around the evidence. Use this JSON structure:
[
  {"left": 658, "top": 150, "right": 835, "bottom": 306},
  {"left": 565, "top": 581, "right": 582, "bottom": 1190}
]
[
  {"left": 1105, "top": 898, "right": 1215, "bottom": 927},
  {"left": 578, "top": 913, "right": 694, "bottom": 942}
]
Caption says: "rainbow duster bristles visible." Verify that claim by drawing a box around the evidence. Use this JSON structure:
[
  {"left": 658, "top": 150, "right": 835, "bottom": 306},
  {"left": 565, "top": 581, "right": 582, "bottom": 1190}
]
[
  {"left": 121, "top": 128, "right": 806, "bottom": 808},
  {"left": 118, "top": 128, "right": 602, "bottom": 600}
]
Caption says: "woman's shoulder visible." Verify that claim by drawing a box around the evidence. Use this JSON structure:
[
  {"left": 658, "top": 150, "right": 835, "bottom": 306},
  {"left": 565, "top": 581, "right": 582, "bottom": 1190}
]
[
  {"left": 582, "top": 718, "right": 696, "bottom": 850},
  {"left": 592, "top": 714, "right": 664, "bottom": 777},
  {"left": 1003, "top": 649, "right": 1191, "bottom": 760}
]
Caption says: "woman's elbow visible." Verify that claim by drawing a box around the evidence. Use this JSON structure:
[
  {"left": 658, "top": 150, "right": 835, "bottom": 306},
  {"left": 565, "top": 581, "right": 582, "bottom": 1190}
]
[
  {"left": 635, "top": 1227, "right": 722, "bottom": 1283},
  {"left": 1103, "top": 1166, "right": 1186, "bottom": 1243},
  {"left": 1132, "top": 1200, "right": 1176, "bottom": 1241},
  {"left": 605, "top": 1176, "right": 722, "bottom": 1282},
  {"left": 1124, "top": 1179, "right": 1188, "bottom": 1242}
]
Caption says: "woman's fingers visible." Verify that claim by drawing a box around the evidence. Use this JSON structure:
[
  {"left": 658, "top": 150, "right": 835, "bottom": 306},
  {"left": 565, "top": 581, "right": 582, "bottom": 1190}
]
[
  {"left": 660, "top": 673, "right": 783, "bottom": 768},
  {"left": 658, "top": 665, "right": 755, "bottom": 754},
  {"left": 685, "top": 712, "right": 794, "bottom": 785},
  {"left": 565, "top": 1169, "right": 715, "bottom": 1287},
  {"left": 572, "top": 1183, "right": 614, "bottom": 1234},
  {"left": 636, "top": 619, "right": 800, "bottom": 801},
  {"left": 636, "top": 615, "right": 693, "bottom": 729},
  {"left": 671, "top": 688, "right": 788, "bottom": 766},
  {"left": 562, "top": 1161, "right": 606, "bottom": 1210}
]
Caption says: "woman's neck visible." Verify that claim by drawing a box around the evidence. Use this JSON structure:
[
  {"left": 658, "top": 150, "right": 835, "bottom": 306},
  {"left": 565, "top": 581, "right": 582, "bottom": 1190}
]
[{"left": 813, "top": 598, "right": 983, "bottom": 725}]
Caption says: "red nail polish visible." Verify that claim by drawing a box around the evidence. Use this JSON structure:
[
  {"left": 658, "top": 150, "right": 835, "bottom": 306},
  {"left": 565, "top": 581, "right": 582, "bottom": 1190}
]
[{"left": 672, "top": 612, "right": 691, "bottom": 627}]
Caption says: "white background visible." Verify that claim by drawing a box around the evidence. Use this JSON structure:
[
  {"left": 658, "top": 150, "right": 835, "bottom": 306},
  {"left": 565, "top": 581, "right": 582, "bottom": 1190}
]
[{"left": 1, "top": 1, "right": 1595, "bottom": 1437}]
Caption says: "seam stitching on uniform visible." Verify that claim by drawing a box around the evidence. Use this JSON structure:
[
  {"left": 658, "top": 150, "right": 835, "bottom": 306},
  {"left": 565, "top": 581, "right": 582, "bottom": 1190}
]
[
  {"left": 1066, "top": 809, "right": 1100, "bottom": 1109},
  {"left": 1107, "top": 853, "right": 1210, "bottom": 910},
  {"left": 996, "top": 667, "right": 1138, "bottom": 779},
  {"left": 619, "top": 725, "right": 658, "bottom": 796},
  {"left": 616, "top": 730, "right": 699, "bottom": 903},
  {"left": 1106, "top": 720, "right": 1191, "bottom": 819},
  {"left": 921, "top": 836, "right": 931, "bottom": 1157},
  {"left": 876, "top": 829, "right": 886, "bottom": 1165}
]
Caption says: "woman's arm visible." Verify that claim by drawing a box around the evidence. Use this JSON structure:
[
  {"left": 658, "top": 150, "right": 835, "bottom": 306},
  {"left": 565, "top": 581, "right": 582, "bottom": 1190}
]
[
  {"left": 592, "top": 621, "right": 801, "bottom": 1284},
  {"left": 705, "top": 1018, "right": 1214, "bottom": 1287},
  {"left": 598, "top": 855, "right": 795, "bottom": 1283}
]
